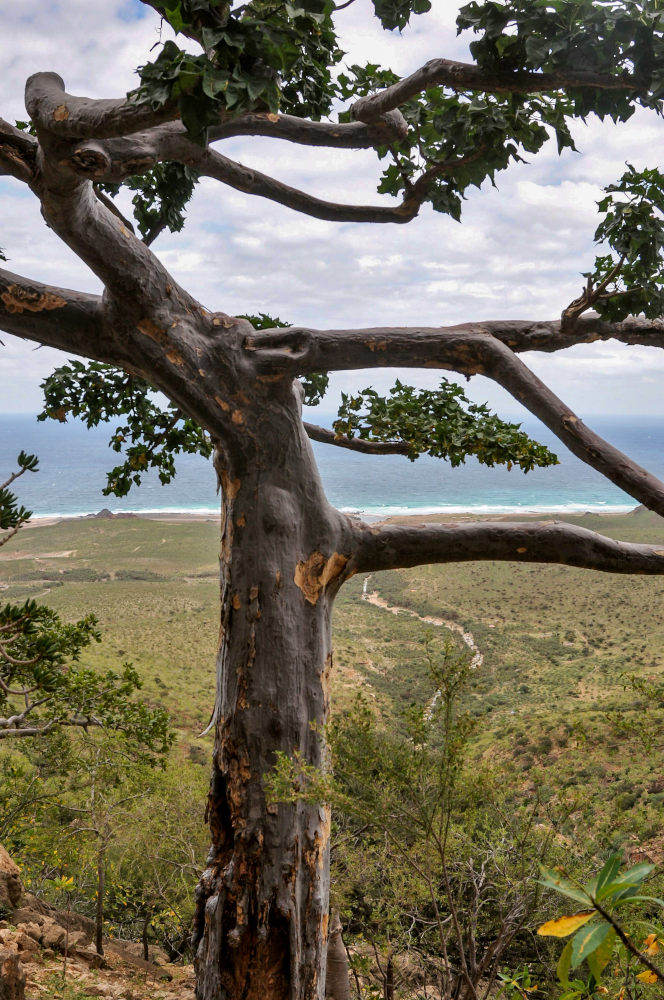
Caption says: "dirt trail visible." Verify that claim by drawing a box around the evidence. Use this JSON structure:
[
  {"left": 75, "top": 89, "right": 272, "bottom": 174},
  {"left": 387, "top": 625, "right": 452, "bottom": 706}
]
[{"left": 361, "top": 576, "right": 483, "bottom": 670}]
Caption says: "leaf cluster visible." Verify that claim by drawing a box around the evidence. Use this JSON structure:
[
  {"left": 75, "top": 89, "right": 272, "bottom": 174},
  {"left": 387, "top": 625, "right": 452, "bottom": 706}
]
[
  {"left": 39, "top": 361, "right": 213, "bottom": 497},
  {"left": 0, "top": 599, "right": 172, "bottom": 755},
  {"left": 340, "top": 62, "right": 576, "bottom": 218},
  {"left": 538, "top": 854, "right": 664, "bottom": 996},
  {"left": 333, "top": 378, "right": 558, "bottom": 471},
  {"left": 0, "top": 451, "right": 38, "bottom": 543},
  {"left": 132, "top": 0, "right": 437, "bottom": 145},
  {"left": 134, "top": 1, "right": 343, "bottom": 142},
  {"left": 98, "top": 162, "right": 198, "bottom": 244},
  {"left": 586, "top": 163, "right": 664, "bottom": 322},
  {"left": 457, "top": 0, "right": 664, "bottom": 117}
]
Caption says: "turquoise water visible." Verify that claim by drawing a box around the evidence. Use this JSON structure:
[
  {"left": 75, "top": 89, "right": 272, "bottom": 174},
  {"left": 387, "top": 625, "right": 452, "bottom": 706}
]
[{"left": 1, "top": 413, "right": 662, "bottom": 518}]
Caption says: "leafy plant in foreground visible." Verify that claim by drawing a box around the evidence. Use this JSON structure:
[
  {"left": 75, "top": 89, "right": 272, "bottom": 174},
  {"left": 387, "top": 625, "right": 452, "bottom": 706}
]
[{"left": 538, "top": 853, "right": 664, "bottom": 998}]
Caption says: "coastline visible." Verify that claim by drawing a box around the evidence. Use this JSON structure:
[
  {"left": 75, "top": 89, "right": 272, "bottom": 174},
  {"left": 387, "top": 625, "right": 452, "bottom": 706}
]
[{"left": 20, "top": 504, "right": 643, "bottom": 531}]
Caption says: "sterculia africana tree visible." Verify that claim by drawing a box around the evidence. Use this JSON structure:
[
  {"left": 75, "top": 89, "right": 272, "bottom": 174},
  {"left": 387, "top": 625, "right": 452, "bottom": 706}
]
[{"left": 4, "top": 1, "right": 664, "bottom": 997}]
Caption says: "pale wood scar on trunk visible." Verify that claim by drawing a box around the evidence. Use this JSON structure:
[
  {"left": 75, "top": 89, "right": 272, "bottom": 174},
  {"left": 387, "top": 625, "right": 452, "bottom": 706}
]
[{"left": 294, "top": 551, "right": 349, "bottom": 605}]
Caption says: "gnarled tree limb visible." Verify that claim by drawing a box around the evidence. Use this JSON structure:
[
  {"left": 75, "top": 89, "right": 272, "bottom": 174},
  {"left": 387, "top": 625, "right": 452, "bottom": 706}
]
[
  {"left": 350, "top": 58, "right": 636, "bottom": 124},
  {"left": 351, "top": 519, "right": 664, "bottom": 575},
  {"left": 244, "top": 324, "right": 664, "bottom": 516},
  {"left": 196, "top": 148, "right": 420, "bottom": 223},
  {"left": 208, "top": 110, "right": 408, "bottom": 148},
  {"left": 25, "top": 72, "right": 180, "bottom": 140},
  {"left": 304, "top": 422, "right": 410, "bottom": 455},
  {"left": 0, "top": 267, "right": 106, "bottom": 356}
]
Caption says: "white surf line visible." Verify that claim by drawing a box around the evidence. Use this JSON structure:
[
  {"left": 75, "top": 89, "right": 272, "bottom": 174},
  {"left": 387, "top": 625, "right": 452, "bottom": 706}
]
[{"left": 361, "top": 575, "right": 483, "bottom": 671}]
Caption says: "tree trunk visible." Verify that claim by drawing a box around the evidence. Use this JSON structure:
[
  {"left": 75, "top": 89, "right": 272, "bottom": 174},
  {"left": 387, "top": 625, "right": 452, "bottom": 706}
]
[
  {"left": 325, "top": 912, "right": 351, "bottom": 1000},
  {"left": 193, "top": 393, "right": 354, "bottom": 1000},
  {"left": 95, "top": 845, "right": 105, "bottom": 957},
  {"left": 142, "top": 914, "right": 150, "bottom": 962}
]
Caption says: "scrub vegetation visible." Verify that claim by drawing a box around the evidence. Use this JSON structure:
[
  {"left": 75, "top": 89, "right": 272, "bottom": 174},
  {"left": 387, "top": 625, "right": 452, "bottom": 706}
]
[{"left": 2, "top": 511, "right": 664, "bottom": 996}]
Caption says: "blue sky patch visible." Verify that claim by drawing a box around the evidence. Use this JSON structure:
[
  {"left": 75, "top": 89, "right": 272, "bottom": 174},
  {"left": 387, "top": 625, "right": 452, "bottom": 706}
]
[{"left": 118, "top": 0, "right": 147, "bottom": 22}]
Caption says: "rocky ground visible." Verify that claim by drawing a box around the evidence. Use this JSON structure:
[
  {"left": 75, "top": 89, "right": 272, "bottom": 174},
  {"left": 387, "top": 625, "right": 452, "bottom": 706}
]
[{"left": 0, "top": 845, "right": 195, "bottom": 1000}]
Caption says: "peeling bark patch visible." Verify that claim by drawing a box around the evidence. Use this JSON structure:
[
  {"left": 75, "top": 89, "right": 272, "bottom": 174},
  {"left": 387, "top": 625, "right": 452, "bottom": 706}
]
[
  {"left": 367, "top": 339, "right": 388, "bottom": 352},
  {"left": 517, "top": 546, "right": 527, "bottom": 554},
  {"left": 166, "top": 348, "right": 185, "bottom": 366},
  {"left": 53, "top": 104, "right": 69, "bottom": 121},
  {"left": 212, "top": 313, "right": 235, "bottom": 327},
  {"left": 137, "top": 318, "right": 166, "bottom": 341},
  {"left": 236, "top": 514, "right": 246, "bottom": 528},
  {"left": 1, "top": 285, "right": 67, "bottom": 314},
  {"left": 294, "top": 551, "right": 349, "bottom": 605},
  {"left": 220, "top": 473, "right": 241, "bottom": 500},
  {"left": 233, "top": 594, "right": 241, "bottom": 610},
  {"left": 215, "top": 395, "right": 230, "bottom": 412},
  {"left": 232, "top": 409, "right": 245, "bottom": 425},
  {"left": 320, "top": 652, "right": 332, "bottom": 712}
]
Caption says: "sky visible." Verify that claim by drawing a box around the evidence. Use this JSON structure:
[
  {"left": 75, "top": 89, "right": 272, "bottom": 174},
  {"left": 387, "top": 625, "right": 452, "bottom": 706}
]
[{"left": 2, "top": 0, "right": 664, "bottom": 420}]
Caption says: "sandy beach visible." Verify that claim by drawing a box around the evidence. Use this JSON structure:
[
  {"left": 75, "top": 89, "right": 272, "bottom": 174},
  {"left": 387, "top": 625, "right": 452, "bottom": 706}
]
[{"left": 21, "top": 505, "right": 643, "bottom": 532}]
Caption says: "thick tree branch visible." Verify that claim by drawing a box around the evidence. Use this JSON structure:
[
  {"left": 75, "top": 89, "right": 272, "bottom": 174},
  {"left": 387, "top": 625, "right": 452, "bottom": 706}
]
[
  {"left": 244, "top": 324, "right": 664, "bottom": 517},
  {"left": 195, "top": 148, "right": 419, "bottom": 223},
  {"left": 0, "top": 119, "right": 37, "bottom": 182},
  {"left": 244, "top": 316, "right": 664, "bottom": 371},
  {"left": 29, "top": 150, "right": 198, "bottom": 314},
  {"left": 304, "top": 422, "right": 410, "bottom": 455},
  {"left": 350, "top": 58, "right": 636, "bottom": 123},
  {"left": 207, "top": 110, "right": 408, "bottom": 148},
  {"left": 350, "top": 520, "right": 664, "bottom": 576},
  {"left": 58, "top": 124, "right": 429, "bottom": 223},
  {"left": 0, "top": 267, "right": 106, "bottom": 356},
  {"left": 25, "top": 72, "right": 179, "bottom": 140}
]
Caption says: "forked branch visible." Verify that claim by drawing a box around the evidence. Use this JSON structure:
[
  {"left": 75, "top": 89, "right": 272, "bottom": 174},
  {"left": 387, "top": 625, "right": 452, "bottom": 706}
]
[
  {"left": 351, "top": 520, "right": 664, "bottom": 576},
  {"left": 244, "top": 323, "right": 664, "bottom": 517}
]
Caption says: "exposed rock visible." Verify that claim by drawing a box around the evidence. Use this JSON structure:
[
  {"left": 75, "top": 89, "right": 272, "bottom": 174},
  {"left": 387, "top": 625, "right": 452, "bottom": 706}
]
[
  {"left": 0, "top": 848, "right": 23, "bottom": 916},
  {"left": 53, "top": 908, "right": 96, "bottom": 944},
  {"left": 10, "top": 934, "right": 38, "bottom": 957},
  {"left": 0, "top": 946, "right": 25, "bottom": 1000},
  {"left": 113, "top": 939, "right": 169, "bottom": 966},
  {"left": 69, "top": 945, "right": 106, "bottom": 969},
  {"left": 14, "top": 924, "right": 40, "bottom": 944},
  {"left": 41, "top": 921, "right": 66, "bottom": 951},
  {"left": 22, "top": 893, "right": 53, "bottom": 917},
  {"left": 104, "top": 942, "right": 173, "bottom": 980}
]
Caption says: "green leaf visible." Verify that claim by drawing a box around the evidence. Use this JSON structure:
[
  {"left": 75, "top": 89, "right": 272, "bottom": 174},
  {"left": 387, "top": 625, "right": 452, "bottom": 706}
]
[
  {"left": 587, "top": 927, "right": 617, "bottom": 982},
  {"left": 570, "top": 921, "right": 609, "bottom": 970},
  {"left": 538, "top": 865, "right": 593, "bottom": 907},
  {"left": 557, "top": 939, "right": 573, "bottom": 987},
  {"left": 594, "top": 853, "right": 624, "bottom": 900}
]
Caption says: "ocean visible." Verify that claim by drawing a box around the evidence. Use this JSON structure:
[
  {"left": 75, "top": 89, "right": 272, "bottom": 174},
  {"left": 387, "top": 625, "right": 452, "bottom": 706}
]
[{"left": 1, "top": 412, "right": 663, "bottom": 520}]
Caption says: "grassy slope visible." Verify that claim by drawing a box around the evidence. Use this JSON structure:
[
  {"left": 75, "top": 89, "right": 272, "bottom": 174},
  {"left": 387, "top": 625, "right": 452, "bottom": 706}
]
[{"left": 3, "top": 509, "right": 664, "bottom": 859}]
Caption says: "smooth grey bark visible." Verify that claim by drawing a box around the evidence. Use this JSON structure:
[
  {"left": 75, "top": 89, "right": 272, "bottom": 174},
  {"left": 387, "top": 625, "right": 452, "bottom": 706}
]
[{"left": 191, "top": 395, "right": 356, "bottom": 1000}]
